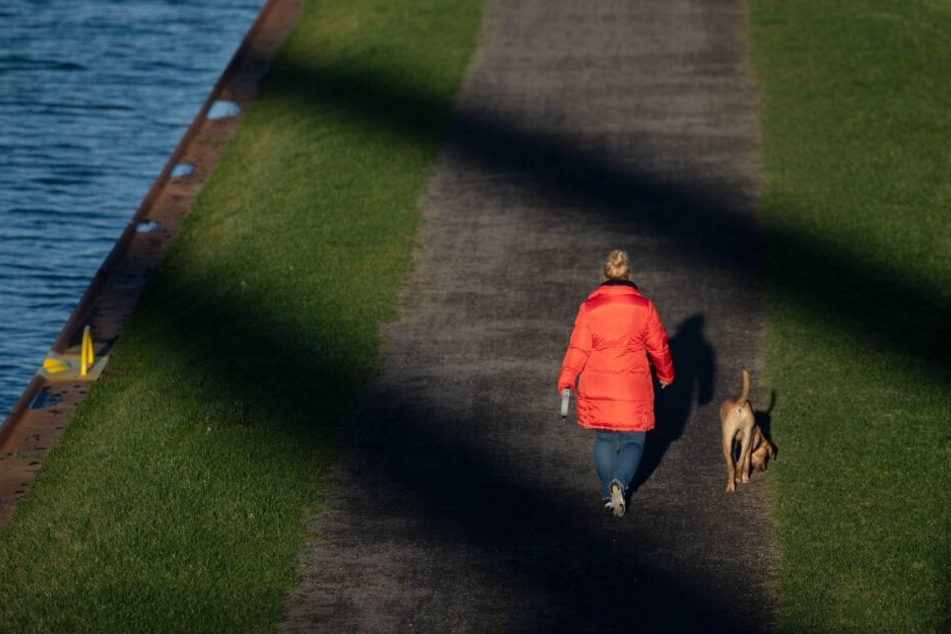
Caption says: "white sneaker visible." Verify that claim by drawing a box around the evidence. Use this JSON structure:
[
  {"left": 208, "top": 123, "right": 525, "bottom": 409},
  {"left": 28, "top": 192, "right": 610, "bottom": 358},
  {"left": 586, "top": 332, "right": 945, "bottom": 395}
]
[{"left": 610, "top": 480, "right": 626, "bottom": 517}]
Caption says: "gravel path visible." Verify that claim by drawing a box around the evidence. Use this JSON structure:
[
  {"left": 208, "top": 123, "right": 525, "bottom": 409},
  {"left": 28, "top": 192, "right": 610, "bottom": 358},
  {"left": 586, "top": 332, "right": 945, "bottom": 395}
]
[{"left": 283, "top": 0, "right": 776, "bottom": 631}]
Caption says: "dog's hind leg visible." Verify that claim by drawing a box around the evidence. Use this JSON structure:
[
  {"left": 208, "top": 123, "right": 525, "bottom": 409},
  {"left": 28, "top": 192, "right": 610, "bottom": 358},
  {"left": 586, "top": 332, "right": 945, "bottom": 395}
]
[
  {"left": 737, "top": 424, "right": 754, "bottom": 484},
  {"left": 722, "top": 427, "right": 738, "bottom": 493}
]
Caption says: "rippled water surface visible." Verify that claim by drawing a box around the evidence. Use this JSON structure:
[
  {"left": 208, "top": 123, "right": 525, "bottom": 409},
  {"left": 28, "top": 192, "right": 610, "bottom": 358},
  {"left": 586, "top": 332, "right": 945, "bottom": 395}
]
[{"left": 0, "top": 0, "right": 265, "bottom": 420}]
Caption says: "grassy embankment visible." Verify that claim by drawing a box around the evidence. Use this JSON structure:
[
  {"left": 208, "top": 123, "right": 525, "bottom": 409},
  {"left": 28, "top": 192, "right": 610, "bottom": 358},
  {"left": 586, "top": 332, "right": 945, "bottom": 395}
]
[
  {"left": 749, "top": 1, "right": 951, "bottom": 632},
  {"left": 0, "top": 0, "right": 483, "bottom": 630}
]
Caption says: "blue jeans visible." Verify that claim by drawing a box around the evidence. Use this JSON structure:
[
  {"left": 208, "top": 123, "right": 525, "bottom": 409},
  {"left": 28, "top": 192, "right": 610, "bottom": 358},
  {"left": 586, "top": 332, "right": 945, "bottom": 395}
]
[{"left": 593, "top": 430, "right": 646, "bottom": 500}]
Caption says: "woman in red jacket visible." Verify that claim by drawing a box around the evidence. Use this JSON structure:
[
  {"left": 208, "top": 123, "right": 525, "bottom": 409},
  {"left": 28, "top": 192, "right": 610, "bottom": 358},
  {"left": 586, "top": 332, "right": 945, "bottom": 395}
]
[{"left": 558, "top": 250, "right": 675, "bottom": 517}]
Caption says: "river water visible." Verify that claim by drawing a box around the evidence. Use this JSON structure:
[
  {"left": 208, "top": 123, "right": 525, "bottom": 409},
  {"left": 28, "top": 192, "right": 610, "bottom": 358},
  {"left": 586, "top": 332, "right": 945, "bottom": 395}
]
[{"left": 0, "top": 0, "right": 265, "bottom": 421}]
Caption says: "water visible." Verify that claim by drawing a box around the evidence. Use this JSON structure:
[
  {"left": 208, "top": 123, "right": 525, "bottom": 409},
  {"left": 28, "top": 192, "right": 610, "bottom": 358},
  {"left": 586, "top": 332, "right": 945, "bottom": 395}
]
[{"left": 0, "top": 0, "right": 265, "bottom": 421}]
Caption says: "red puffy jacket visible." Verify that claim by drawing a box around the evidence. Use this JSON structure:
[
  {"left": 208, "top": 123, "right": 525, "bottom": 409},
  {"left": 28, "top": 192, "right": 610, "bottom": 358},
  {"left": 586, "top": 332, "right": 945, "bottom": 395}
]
[{"left": 557, "top": 281, "right": 674, "bottom": 432}]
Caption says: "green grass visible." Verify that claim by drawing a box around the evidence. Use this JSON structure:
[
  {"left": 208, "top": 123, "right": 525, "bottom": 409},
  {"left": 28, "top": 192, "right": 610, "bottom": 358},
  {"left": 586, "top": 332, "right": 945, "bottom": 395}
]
[
  {"left": 749, "top": 1, "right": 951, "bottom": 631},
  {"left": 5, "top": 1, "right": 950, "bottom": 631},
  {"left": 0, "top": 0, "right": 483, "bottom": 631}
]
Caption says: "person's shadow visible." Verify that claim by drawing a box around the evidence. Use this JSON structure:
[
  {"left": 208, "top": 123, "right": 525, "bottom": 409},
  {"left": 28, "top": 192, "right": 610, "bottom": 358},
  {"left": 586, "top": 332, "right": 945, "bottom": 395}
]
[{"left": 633, "top": 314, "right": 714, "bottom": 490}]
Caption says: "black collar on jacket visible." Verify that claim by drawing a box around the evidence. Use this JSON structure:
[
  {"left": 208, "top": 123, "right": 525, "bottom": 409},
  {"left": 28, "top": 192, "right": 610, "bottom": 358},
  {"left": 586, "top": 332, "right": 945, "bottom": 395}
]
[{"left": 600, "top": 279, "right": 639, "bottom": 290}]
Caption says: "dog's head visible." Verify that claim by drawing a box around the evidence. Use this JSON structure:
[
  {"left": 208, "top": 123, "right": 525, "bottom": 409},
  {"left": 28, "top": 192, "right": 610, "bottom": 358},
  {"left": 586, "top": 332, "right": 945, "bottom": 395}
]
[{"left": 751, "top": 439, "right": 775, "bottom": 472}]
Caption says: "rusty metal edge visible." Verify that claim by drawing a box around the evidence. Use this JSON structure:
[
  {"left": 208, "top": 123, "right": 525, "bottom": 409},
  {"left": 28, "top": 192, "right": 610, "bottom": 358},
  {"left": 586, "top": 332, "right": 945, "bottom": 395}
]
[{"left": 0, "top": 0, "right": 303, "bottom": 513}]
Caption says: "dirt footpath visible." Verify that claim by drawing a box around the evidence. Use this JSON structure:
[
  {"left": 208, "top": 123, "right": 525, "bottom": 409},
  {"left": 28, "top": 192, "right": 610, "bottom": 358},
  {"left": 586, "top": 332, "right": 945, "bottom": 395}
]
[{"left": 283, "top": 0, "right": 776, "bottom": 632}]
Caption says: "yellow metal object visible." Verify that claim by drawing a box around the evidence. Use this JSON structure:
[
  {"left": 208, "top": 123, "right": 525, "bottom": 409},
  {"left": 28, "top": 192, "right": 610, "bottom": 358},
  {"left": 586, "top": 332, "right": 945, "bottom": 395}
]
[
  {"left": 42, "top": 356, "right": 70, "bottom": 374},
  {"left": 81, "top": 326, "right": 93, "bottom": 377},
  {"left": 39, "top": 325, "right": 107, "bottom": 382}
]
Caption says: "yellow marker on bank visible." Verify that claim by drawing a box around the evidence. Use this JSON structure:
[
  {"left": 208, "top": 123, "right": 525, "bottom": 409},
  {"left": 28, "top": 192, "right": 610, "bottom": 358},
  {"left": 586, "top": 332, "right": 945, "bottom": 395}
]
[
  {"left": 80, "top": 325, "right": 93, "bottom": 376},
  {"left": 40, "top": 326, "right": 104, "bottom": 381},
  {"left": 42, "top": 355, "right": 69, "bottom": 374}
]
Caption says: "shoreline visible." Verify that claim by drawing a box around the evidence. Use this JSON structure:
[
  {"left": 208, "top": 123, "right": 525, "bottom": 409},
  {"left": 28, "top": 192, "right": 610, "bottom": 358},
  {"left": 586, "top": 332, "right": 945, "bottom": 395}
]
[{"left": 0, "top": 0, "right": 304, "bottom": 527}]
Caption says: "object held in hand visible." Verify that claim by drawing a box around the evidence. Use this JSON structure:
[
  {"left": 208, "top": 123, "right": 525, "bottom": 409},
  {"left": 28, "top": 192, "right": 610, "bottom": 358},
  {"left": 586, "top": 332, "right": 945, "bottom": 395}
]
[{"left": 561, "top": 388, "right": 570, "bottom": 421}]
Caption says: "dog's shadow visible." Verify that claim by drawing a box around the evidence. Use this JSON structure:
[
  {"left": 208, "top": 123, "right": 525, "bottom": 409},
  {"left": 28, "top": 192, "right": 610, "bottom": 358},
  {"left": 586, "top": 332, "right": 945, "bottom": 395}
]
[
  {"left": 633, "top": 314, "right": 714, "bottom": 490},
  {"left": 754, "top": 389, "right": 778, "bottom": 461}
]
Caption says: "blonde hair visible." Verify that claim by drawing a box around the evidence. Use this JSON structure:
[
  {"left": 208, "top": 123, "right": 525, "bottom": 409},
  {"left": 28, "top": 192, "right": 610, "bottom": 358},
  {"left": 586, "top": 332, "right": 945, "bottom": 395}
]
[{"left": 602, "top": 250, "right": 632, "bottom": 281}]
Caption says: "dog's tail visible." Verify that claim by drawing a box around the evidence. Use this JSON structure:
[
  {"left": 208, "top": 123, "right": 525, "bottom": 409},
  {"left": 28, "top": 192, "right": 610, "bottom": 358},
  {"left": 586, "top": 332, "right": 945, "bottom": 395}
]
[{"left": 739, "top": 367, "right": 750, "bottom": 406}]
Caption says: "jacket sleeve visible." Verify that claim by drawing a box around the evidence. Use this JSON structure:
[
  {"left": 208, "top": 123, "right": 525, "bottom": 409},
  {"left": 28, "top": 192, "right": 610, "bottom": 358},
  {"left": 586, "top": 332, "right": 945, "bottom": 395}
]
[
  {"left": 645, "top": 302, "right": 674, "bottom": 384},
  {"left": 557, "top": 304, "right": 591, "bottom": 392}
]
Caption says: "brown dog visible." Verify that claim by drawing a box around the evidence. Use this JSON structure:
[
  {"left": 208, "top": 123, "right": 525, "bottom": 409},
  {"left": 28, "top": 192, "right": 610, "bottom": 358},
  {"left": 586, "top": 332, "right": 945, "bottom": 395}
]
[{"left": 720, "top": 368, "right": 756, "bottom": 492}]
